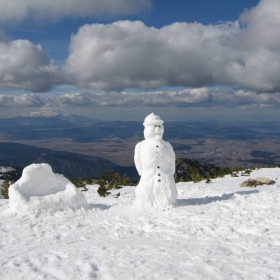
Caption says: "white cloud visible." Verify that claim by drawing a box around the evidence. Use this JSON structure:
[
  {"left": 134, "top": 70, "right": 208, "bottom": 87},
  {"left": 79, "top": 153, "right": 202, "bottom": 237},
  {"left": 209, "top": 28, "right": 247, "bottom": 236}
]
[
  {"left": 239, "top": 0, "right": 280, "bottom": 50},
  {"left": 0, "top": 93, "right": 44, "bottom": 107},
  {"left": 1, "top": 0, "right": 280, "bottom": 95},
  {"left": 64, "top": 0, "right": 280, "bottom": 92},
  {"left": 0, "top": 40, "right": 60, "bottom": 92},
  {"left": 2, "top": 88, "right": 280, "bottom": 109},
  {"left": 0, "top": 0, "right": 151, "bottom": 22},
  {"left": 13, "top": 93, "right": 44, "bottom": 106},
  {"left": 58, "top": 89, "right": 280, "bottom": 108}
]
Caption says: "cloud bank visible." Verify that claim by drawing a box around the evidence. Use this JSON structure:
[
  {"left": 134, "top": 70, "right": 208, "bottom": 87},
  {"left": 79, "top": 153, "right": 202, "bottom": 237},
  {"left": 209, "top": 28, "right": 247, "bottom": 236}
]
[
  {"left": 0, "top": 93, "right": 44, "bottom": 107},
  {"left": 0, "top": 0, "right": 151, "bottom": 22},
  {"left": 1, "top": 88, "right": 280, "bottom": 109}
]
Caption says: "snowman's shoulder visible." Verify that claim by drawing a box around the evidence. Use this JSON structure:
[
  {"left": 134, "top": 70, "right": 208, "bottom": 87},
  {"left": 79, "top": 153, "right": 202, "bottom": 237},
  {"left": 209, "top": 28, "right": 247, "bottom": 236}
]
[
  {"left": 163, "top": 140, "right": 173, "bottom": 149},
  {"left": 135, "top": 141, "right": 144, "bottom": 151}
]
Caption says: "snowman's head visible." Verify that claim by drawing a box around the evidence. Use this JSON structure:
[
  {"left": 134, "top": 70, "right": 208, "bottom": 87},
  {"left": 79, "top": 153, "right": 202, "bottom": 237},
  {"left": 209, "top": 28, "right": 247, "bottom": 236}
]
[{"left": 143, "top": 113, "right": 164, "bottom": 140}]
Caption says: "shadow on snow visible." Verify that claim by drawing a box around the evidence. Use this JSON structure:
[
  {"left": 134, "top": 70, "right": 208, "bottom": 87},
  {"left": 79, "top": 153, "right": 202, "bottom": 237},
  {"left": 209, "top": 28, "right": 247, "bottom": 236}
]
[
  {"left": 176, "top": 190, "right": 259, "bottom": 207},
  {"left": 88, "top": 204, "right": 111, "bottom": 211}
]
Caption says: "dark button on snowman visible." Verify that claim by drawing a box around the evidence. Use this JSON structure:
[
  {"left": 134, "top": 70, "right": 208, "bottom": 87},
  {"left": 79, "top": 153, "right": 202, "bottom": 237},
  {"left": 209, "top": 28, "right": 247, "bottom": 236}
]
[{"left": 134, "top": 113, "right": 177, "bottom": 209}]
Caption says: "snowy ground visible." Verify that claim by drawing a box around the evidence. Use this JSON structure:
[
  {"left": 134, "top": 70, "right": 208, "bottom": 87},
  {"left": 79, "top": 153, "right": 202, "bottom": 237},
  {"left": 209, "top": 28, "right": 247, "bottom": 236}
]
[{"left": 1, "top": 168, "right": 280, "bottom": 280}]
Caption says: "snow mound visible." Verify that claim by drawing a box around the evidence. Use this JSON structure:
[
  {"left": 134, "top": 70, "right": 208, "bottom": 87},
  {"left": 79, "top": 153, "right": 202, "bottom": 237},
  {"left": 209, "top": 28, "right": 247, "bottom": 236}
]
[{"left": 9, "top": 163, "right": 88, "bottom": 215}]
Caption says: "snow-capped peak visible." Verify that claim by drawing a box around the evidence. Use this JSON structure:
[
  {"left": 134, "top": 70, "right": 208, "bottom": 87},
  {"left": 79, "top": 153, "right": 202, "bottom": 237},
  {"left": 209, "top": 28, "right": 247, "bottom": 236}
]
[{"left": 24, "top": 111, "right": 66, "bottom": 118}]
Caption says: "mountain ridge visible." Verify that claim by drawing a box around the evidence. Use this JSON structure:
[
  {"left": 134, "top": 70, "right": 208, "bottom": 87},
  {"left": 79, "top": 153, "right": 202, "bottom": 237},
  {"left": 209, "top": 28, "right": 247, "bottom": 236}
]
[{"left": 0, "top": 142, "right": 138, "bottom": 179}]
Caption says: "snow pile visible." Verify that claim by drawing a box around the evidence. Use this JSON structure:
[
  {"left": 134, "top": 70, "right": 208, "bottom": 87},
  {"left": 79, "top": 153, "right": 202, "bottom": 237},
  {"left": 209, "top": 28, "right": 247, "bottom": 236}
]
[{"left": 8, "top": 163, "right": 88, "bottom": 215}]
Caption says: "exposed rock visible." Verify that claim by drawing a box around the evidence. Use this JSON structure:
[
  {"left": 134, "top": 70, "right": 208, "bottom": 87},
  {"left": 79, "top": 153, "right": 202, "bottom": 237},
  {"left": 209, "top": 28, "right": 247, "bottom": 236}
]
[
  {"left": 240, "top": 177, "right": 275, "bottom": 188},
  {"left": 256, "top": 177, "right": 273, "bottom": 185},
  {"left": 240, "top": 178, "right": 258, "bottom": 188}
]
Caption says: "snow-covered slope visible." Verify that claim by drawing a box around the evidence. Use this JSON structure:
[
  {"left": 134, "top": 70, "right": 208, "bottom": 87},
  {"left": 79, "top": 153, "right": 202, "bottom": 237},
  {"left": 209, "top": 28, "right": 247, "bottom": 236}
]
[
  {"left": 1, "top": 168, "right": 280, "bottom": 279},
  {"left": 23, "top": 111, "right": 65, "bottom": 117}
]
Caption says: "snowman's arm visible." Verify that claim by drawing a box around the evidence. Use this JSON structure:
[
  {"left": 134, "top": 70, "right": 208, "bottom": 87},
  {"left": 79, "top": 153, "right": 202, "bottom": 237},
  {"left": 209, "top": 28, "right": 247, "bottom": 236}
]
[
  {"left": 134, "top": 142, "right": 142, "bottom": 176},
  {"left": 167, "top": 142, "right": 176, "bottom": 174}
]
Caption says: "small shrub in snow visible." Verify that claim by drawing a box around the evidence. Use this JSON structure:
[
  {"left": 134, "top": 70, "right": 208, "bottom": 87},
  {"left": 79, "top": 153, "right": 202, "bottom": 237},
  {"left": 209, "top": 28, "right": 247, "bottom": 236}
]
[
  {"left": 86, "top": 178, "right": 94, "bottom": 185},
  {"left": 122, "top": 174, "right": 130, "bottom": 186},
  {"left": 188, "top": 167, "right": 203, "bottom": 183},
  {"left": 231, "top": 167, "right": 243, "bottom": 173},
  {"left": 69, "top": 178, "right": 88, "bottom": 192},
  {"left": 97, "top": 170, "right": 131, "bottom": 197},
  {"left": 97, "top": 171, "right": 111, "bottom": 197},
  {"left": 241, "top": 169, "right": 252, "bottom": 176},
  {"left": 98, "top": 185, "right": 111, "bottom": 197},
  {"left": 217, "top": 167, "right": 230, "bottom": 178},
  {"left": 1, "top": 179, "right": 14, "bottom": 199},
  {"left": 174, "top": 174, "right": 179, "bottom": 183}
]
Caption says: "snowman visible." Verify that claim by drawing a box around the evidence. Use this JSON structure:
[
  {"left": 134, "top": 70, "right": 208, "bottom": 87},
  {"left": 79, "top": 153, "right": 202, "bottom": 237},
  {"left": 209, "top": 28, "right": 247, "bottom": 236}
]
[{"left": 134, "top": 113, "right": 177, "bottom": 209}]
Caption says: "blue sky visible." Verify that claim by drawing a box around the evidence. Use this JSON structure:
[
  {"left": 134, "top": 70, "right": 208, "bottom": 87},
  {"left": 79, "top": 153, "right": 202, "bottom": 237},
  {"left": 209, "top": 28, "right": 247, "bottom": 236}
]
[{"left": 0, "top": 0, "right": 280, "bottom": 121}]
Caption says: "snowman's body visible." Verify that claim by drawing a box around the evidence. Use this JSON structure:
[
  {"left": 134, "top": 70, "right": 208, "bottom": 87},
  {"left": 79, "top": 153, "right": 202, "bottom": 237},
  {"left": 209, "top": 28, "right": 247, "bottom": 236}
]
[{"left": 134, "top": 113, "right": 177, "bottom": 209}]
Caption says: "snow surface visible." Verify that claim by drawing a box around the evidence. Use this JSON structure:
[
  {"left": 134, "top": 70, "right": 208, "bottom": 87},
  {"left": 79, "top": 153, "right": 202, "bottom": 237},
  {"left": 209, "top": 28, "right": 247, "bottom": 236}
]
[
  {"left": 1, "top": 168, "right": 280, "bottom": 280},
  {"left": 8, "top": 163, "right": 88, "bottom": 216}
]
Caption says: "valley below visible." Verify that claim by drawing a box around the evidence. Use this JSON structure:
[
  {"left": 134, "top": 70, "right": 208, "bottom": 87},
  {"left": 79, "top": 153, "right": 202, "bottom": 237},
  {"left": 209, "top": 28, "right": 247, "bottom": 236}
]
[
  {"left": 5, "top": 137, "right": 280, "bottom": 169},
  {"left": 0, "top": 112, "right": 280, "bottom": 172}
]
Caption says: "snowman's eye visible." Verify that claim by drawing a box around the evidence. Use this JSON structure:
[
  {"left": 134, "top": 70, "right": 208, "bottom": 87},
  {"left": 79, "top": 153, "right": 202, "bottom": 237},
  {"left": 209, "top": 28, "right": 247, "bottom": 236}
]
[
  {"left": 159, "top": 126, "right": 161, "bottom": 127},
  {"left": 154, "top": 125, "right": 156, "bottom": 127}
]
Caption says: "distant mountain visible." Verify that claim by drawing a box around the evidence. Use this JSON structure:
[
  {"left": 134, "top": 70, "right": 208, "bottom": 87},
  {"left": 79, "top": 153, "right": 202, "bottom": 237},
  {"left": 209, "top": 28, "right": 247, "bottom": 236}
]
[
  {"left": 23, "top": 111, "right": 101, "bottom": 124},
  {"left": 0, "top": 143, "right": 138, "bottom": 179},
  {"left": 24, "top": 111, "right": 64, "bottom": 117},
  {"left": 0, "top": 112, "right": 141, "bottom": 142},
  {"left": 1, "top": 112, "right": 280, "bottom": 143}
]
